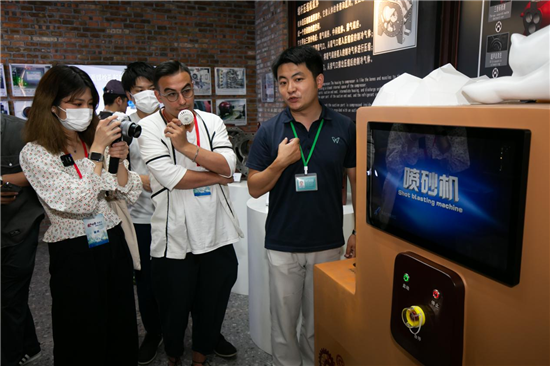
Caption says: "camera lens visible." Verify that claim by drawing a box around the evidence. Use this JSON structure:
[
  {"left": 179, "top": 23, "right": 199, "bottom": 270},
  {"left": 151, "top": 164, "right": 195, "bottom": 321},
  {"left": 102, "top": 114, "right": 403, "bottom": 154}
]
[{"left": 128, "top": 123, "right": 142, "bottom": 138}]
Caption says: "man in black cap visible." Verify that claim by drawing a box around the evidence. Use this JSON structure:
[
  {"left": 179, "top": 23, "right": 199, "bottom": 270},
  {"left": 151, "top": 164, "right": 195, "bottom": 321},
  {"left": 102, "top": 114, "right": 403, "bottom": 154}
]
[{"left": 99, "top": 79, "right": 128, "bottom": 119}]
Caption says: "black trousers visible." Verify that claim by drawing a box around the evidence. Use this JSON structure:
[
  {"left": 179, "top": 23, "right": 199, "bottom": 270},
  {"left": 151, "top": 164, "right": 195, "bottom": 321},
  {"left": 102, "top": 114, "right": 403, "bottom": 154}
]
[
  {"left": 1, "top": 222, "right": 41, "bottom": 366},
  {"left": 152, "top": 244, "right": 238, "bottom": 358},
  {"left": 48, "top": 225, "right": 138, "bottom": 366},
  {"left": 134, "top": 223, "right": 161, "bottom": 337}
]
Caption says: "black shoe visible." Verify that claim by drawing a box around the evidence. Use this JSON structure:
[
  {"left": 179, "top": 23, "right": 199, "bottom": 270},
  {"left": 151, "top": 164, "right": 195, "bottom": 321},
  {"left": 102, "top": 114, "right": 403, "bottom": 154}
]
[
  {"left": 214, "top": 334, "right": 237, "bottom": 358},
  {"left": 139, "top": 333, "right": 163, "bottom": 365}
]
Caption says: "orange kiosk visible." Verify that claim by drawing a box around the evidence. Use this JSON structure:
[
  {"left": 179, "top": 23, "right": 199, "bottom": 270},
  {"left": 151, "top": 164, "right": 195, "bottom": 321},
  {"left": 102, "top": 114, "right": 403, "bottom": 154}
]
[{"left": 314, "top": 105, "right": 549, "bottom": 366}]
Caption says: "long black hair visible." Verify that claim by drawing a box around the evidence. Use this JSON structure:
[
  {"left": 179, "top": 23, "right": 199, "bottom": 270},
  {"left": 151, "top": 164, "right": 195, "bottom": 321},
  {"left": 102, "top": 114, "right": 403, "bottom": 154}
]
[{"left": 24, "top": 65, "right": 100, "bottom": 153}]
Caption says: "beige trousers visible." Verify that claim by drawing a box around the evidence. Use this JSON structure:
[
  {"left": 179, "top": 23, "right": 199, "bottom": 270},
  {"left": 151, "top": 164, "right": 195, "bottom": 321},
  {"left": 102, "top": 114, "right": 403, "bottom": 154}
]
[{"left": 267, "top": 247, "right": 342, "bottom": 366}]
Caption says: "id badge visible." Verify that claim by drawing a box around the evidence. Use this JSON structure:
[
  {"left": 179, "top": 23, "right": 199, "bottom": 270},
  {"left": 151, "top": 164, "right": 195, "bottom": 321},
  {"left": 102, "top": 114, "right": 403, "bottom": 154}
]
[
  {"left": 193, "top": 186, "right": 212, "bottom": 196},
  {"left": 84, "top": 214, "right": 109, "bottom": 248},
  {"left": 295, "top": 173, "right": 318, "bottom": 192}
]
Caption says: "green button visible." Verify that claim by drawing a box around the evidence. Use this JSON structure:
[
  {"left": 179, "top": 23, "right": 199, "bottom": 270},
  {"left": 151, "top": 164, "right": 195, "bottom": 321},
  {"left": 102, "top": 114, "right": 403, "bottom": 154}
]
[{"left": 403, "top": 273, "right": 410, "bottom": 282}]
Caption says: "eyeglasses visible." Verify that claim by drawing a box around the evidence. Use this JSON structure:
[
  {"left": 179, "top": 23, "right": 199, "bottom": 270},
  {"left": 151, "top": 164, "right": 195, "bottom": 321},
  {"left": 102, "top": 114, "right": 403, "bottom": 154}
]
[{"left": 161, "top": 87, "right": 194, "bottom": 102}]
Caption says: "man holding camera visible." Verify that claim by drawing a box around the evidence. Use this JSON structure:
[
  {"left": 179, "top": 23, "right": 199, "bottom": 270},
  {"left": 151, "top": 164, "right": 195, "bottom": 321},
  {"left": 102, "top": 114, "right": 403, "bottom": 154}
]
[
  {"left": 138, "top": 60, "right": 241, "bottom": 366},
  {"left": 1, "top": 114, "right": 44, "bottom": 366}
]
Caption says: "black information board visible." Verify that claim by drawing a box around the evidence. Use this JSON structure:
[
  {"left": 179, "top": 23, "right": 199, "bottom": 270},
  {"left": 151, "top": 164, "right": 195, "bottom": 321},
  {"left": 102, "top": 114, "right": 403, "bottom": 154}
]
[
  {"left": 479, "top": 0, "right": 549, "bottom": 78},
  {"left": 459, "top": 1, "right": 549, "bottom": 79},
  {"left": 294, "top": 0, "right": 440, "bottom": 120}
]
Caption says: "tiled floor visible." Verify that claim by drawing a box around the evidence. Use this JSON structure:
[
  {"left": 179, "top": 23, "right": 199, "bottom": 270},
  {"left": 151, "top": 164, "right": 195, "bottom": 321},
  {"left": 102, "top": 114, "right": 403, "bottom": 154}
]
[{"left": 28, "top": 242, "right": 272, "bottom": 366}]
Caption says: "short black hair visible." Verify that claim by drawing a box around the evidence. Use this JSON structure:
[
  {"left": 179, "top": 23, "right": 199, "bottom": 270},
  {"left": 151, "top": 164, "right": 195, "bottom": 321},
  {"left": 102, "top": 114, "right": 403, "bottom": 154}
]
[
  {"left": 122, "top": 62, "right": 155, "bottom": 92},
  {"left": 153, "top": 60, "right": 191, "bottom": 90},
  {"left": 271, "top": 45, "right": 324, "bottom": 79},
  {"left": 103, "top": 93, "right": 127, "bottom": 106}
]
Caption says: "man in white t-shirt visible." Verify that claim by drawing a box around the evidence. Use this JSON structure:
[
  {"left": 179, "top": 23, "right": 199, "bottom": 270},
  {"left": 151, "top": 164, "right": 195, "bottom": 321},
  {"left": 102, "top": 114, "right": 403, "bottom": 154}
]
[
  {"left": 138, "top": 60, "right": 242, "bottom": 366},
  {"left": 121, "top": 62, "right": 162, "bottom": 365}
]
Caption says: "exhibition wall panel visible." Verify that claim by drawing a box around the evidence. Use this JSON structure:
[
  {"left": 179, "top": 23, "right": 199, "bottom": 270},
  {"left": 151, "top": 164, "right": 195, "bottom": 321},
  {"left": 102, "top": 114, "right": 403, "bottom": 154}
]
[{"left": 290, "top": 0, "right": 441, "bottom": 120}]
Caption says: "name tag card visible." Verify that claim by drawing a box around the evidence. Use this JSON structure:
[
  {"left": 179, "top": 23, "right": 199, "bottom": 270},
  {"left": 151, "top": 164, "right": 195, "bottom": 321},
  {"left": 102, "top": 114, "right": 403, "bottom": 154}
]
[
  {"left": 295, "top": 173, "right": 318, "bottom": 192},
  {"left": 193, "top": 186, "right": 212, "bottom": 196},
  {"left": 84, "top": 214, "right": 109, "bottom": 248}
]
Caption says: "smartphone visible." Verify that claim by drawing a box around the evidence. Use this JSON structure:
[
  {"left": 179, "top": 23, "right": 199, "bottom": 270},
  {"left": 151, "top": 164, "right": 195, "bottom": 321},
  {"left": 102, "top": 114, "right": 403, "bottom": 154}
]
[{"left": 2, "top": 182, "right": 22, "bottom": 193}]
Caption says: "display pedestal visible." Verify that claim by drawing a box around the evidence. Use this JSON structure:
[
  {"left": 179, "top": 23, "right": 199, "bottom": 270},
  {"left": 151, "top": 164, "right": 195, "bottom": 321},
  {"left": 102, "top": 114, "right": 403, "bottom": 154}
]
[
  {"left": 228, "top": 181, "right": 251, "bottom": 295},
  {"left": 247, "top": 194, "right": 355, "bottom": 354},
  {"left": 315, "top": 105, "right": 550, "bottom": 366}
]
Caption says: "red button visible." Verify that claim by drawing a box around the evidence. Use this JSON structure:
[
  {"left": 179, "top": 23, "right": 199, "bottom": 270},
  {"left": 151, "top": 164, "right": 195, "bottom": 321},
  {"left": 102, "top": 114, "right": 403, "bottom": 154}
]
[{"left": 433, "top": 289, "right": 440, "bottom": 299}]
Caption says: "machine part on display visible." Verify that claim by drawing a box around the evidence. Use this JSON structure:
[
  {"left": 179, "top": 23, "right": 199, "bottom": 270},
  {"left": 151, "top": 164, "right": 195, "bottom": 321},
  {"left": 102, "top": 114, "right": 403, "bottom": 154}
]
[
  {"left": 227, "top": 127, "right": 254, "bottom": 179},
  {"left": 521, "top": 1, "right": 550, "bottom": 35},
  {"left": 462, "top": 26, "right": 550, "bottom": 103},
  {"left": 377, "top": 0, "right": 414, "bottom": 44},
  {"left": 401, "top": 305, "right": 426, "bottom": 335}
]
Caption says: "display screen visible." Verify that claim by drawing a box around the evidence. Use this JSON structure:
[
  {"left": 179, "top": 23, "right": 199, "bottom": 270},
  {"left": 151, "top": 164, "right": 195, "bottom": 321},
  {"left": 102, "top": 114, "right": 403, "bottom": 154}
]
[{"left": 367, "top": 122, "right": 530, "bottom": 286}]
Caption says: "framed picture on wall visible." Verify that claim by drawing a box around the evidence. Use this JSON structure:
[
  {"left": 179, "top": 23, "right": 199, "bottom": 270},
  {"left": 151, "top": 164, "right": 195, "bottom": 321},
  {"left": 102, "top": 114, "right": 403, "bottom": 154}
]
[
  {"left": 373, "top": 0, "right": 419, "bottom": 55},
  {"left": 13, "top": 100, "right": 33, "bottom": 120},
  {"left": 215, "top": 67, "right": 246, "bottom": 95},
  {"left": 9, "top": 64, "right": 52, "bottom": 97},
  {"left": 194, "top": 99, "right": 213, "bottom": 113},
  {"left": 190, "top": 67, "right": 212, "bottom": 96},
  {"left": 1, "top": 100, "right": 9, "bottom": 115},
  {"left": 262, "top": 73, "right": 275, "bottom": 102},
  {"left": 215, "top": 99, "right": 247, "bottom": 126},
  {"left": 1, "top": 65, "right": 7, "bottom": 97}
]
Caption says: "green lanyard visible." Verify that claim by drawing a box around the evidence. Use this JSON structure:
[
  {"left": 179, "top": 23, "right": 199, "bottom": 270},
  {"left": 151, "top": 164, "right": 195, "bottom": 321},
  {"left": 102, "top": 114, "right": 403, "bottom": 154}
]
[{"left": 289, "top": 119, "right": 324, "bottom": 175}]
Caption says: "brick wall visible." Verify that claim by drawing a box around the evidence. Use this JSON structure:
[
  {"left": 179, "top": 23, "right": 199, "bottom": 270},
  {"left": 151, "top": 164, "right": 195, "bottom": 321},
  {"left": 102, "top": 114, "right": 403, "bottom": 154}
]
[
  {"left": 1, "top": 0, "right": 258, "bottom": 130},
  {"left": 254, "top": 1, "right": 288, "bottom": 125}
]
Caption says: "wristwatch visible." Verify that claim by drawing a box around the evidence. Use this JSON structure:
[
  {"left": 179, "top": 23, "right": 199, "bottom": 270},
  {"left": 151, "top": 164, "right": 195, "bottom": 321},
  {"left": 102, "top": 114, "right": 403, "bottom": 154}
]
[{"left": 88, "top": 152, "right": 104, "bottom": 163}]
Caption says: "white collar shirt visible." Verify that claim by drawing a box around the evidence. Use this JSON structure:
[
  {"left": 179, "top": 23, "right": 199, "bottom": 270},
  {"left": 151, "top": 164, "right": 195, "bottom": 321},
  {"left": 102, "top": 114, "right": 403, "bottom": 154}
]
[{"left": 138, "top": 109, "right": 242, "bottom": 259}]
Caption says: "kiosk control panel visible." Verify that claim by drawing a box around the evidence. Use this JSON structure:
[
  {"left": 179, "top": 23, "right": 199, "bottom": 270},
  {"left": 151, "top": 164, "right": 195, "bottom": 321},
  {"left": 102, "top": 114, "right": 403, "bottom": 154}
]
[{"left": 391, "top": 252, "right": 465, "bottom": 366}]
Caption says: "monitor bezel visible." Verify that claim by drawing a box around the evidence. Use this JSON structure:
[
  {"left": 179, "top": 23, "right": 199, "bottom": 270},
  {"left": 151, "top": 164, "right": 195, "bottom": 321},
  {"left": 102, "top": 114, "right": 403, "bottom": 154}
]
[{"left": 366, "top": 121, "right": 531, "bottom": 286}]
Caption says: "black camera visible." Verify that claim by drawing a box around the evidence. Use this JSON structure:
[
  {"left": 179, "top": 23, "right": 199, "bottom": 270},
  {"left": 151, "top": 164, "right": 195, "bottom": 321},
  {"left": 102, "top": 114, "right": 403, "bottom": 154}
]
[
  {"left": 108, "top": 112, "right": 142, "bottom": 174},
  {"left": 112, "top": 112, "right": 142, "bottom": 144}
]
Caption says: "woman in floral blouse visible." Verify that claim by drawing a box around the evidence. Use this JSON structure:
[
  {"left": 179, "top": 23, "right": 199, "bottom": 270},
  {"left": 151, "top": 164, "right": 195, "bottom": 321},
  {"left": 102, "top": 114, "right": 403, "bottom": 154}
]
[{"left": 20, "top": 65, "right": 142, "bottom": 366}]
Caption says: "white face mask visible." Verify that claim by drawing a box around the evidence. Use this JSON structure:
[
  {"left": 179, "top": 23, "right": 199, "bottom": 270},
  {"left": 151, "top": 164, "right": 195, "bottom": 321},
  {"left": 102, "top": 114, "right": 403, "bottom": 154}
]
[
  {"left": 132, "top": 90, "right": 159, "bottom": 114},
  {"left": 56, "top": 107, "right": 93, "bottom": 132}
]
